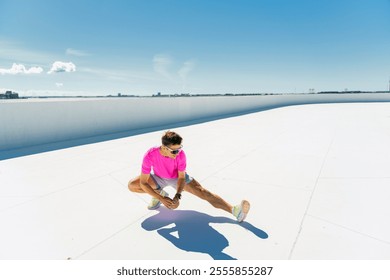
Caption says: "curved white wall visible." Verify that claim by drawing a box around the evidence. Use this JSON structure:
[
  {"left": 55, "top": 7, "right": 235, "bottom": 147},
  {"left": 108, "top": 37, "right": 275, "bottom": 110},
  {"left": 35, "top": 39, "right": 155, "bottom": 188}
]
[{"left": 1, "top": 93, "right": 390, "bottom": 151}]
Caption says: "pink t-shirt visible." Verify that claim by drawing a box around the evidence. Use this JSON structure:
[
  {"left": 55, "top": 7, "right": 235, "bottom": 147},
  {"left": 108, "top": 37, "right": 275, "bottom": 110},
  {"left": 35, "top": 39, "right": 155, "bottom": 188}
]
[{"left": 141, "top": 146, "right": 187, "bottom": 179}]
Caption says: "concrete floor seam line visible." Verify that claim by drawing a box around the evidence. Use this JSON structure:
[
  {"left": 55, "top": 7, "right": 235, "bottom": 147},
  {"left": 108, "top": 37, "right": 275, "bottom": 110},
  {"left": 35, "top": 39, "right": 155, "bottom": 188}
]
[
  {"left": 221, "top": 177, "right": 313, "bottom": 192},
  {"left": 38, "top": 173, "right": 109, "bottom": 196},
  {"left": 73, "top": 212, "right": 152, "bottom": 260},
  {"left": 318, "top": 177, "right": 390, "bottom": 180},
  {"left": 0, "top": 199, "right": 40, "bottom": 214},
  {"left": 306, "top": 214, "right": 390, "bottom": 245},
  {"left": 288, "top": 133, "right": 337, "bottom": 259},
  {"left": 0, "top": 173, "right": 110, "bottom": 214},
  {"left": 108, "top": 173, "right": 127, "bottom": 188},
  {"left": 200, "top": 149, "right": 259, "bottom": 181},
  {"left": 134, "top": 193, "right": 150, "bottom": 205}
]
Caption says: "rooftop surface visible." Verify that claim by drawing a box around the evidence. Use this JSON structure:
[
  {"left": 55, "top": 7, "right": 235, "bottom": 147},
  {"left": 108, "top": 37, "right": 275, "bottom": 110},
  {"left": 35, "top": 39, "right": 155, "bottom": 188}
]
[{"left": 1, "top": 102, "right": 390, "bottom": 260}]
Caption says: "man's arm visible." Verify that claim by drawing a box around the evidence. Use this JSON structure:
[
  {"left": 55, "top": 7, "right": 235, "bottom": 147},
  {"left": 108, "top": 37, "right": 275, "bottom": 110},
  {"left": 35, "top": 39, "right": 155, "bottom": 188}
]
[
  {"left": 172, "top": 171, "right": 186, "bottom": 209},
  {"left": 140, "top": 173, "right": 174, "bottom": 208},
  {"left": 177, "top": 171, "right": 186, "bottom": 195},
  {"left": 139, "top": 173, "right": 161, "bottom": 198}
]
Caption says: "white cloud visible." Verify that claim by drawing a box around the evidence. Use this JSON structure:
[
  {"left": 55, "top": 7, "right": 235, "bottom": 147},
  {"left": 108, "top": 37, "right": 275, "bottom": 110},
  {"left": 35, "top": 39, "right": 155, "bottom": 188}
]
[
  {"left": 152, "top": 55, "right": 197, "bottom": 90},
  {"left": 178, "top": 60, "right": 196, "bottom": 89},
  {"left": 153, "top": 54, "right": 173, "bottom": 80},
  {"left": 0, "top": 63, "right": 43, "bottom": 75},
  {"left": 55, "top": 83, "right": 64, "bottom": 88},
  {"left": 66, "top": 48, "right": 90, "bottom": 57},
  {"left": 48, "top": 61, "right": 76, "bottom": 74}
]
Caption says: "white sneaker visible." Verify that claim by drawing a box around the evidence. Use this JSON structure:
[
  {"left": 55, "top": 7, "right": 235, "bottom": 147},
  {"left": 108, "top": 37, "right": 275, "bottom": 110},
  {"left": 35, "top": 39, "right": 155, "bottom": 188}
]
[
  {"left": 147, "top": 189, "right": 169, "bottom": 210},
  {"left": 232, "top": 200, "right": 250, "bottom": 222}
]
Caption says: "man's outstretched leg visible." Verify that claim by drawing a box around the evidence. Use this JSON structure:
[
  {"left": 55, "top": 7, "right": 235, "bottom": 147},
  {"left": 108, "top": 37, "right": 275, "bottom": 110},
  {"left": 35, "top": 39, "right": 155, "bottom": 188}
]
[{"left": 184, "top": 179, "right": 250, "bottom": 222}]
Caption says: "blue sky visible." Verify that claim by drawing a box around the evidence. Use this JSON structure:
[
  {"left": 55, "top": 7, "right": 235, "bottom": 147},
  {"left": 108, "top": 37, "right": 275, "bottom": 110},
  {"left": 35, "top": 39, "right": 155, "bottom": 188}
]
[{"left": 1, "top": 0, "right": 390, "bottom": 96}]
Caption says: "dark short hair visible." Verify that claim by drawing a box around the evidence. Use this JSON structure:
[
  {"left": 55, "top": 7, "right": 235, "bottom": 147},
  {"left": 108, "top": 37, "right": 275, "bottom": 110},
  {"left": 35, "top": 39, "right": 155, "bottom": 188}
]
[{"left": 162, "top": 131, "right": 182, "bottom": 146}]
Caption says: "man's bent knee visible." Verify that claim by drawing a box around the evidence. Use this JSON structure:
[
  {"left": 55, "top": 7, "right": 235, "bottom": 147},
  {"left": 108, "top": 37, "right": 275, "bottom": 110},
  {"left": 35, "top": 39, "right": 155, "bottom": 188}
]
[
  {"left": 127, "top": 180, "right": 133, "bottom": 191},
  {"left": 128, "top": 179, "right": 140, "bottom": 192}
]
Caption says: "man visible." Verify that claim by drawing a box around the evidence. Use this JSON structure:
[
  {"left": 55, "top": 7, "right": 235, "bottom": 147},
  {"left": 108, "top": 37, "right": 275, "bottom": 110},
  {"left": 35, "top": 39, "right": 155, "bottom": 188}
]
[{"left": 128, "top": 131, "right": 250, "bottom": 222}]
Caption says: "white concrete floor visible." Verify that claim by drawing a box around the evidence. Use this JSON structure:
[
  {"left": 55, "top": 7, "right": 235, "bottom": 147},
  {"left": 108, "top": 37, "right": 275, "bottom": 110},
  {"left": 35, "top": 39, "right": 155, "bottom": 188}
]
[{"left": 1, "top": 102, "right": 390, "bottom": 260}]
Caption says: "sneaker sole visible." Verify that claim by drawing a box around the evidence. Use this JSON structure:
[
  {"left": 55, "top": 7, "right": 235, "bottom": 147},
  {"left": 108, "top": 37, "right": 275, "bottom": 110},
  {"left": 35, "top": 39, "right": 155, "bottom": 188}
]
[
  {"left": 147, "top": 201, "right": 161, "bottom": 210},
  {"left": 238, "top": 200, "right": 250, "bottom": 222},
  {"left": 147, "top": 189, "right": 168, "bottom": 210}
]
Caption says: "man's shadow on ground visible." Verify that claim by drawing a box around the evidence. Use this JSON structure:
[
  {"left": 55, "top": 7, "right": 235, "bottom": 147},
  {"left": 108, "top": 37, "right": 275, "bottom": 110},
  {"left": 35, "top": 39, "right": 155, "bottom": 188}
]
[{"left": 141, "top": 207, "right": 268, "bottom": 260}]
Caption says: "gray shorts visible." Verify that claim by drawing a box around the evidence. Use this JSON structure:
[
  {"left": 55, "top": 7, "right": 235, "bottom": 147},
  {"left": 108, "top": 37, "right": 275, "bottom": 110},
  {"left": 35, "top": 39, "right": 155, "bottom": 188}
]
[{"left": 150, "top": 173, "right": 193, "bottom": 190}]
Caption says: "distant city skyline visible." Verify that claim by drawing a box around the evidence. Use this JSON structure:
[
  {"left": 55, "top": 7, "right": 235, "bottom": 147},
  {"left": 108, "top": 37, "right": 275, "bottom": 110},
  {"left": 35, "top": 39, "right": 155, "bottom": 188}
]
[{"left": 1, "top": 0, "right": 390, "bottom": 96}]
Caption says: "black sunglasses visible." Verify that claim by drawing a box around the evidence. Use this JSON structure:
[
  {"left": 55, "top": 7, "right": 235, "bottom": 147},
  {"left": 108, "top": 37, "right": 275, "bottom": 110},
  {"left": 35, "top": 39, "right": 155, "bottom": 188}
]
[{"left": 164, "top": 145, "right": 183, "bottom": 154}]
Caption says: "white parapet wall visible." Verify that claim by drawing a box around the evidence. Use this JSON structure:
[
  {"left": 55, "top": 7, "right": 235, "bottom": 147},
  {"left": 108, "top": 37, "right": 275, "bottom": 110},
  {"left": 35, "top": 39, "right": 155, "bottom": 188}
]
[{"left": 1, "top": 93, "right": 390, "bottom": 151}]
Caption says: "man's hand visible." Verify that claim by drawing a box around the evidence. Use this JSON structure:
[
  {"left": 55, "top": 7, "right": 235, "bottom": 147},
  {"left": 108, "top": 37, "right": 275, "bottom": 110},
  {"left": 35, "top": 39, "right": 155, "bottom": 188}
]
[
  {"left": 171, "top": 196, "right": 180, "bottom": 209},
  {"left": 160, "top": 196, "right": 175, "bottom": 209}
]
